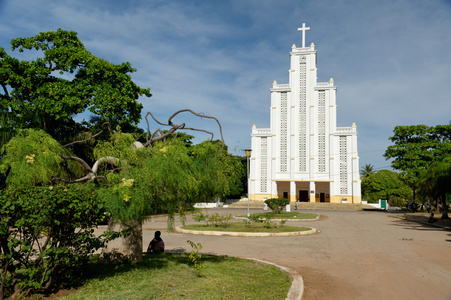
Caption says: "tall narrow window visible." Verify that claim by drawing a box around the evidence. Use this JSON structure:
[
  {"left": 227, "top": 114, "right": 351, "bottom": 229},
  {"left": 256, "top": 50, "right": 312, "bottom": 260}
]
[
  {"left": 298, "top": 62, "right": 307, "bottom": 172},
  {"left": 260, "top": 138, "right": 268, "bottom": 193},
  {"left": 318, "top": 91, "right": 326, "bottom": 172},
  {"left": 339, "top": 136, "right": 348, "bottom": 194},
  {"left": 280, "top": 92, "right": 288, "bottom": 172}
]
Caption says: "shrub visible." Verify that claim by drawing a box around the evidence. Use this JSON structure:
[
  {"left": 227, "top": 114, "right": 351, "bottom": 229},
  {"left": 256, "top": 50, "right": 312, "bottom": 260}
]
[
  {"left": 193, "top": 212, "right": 232, "bottom": 228},
  {"left": 193, "top": 212, "right": 209, "bottom": 225},
  {"left": 248, "top": 213, "right": 263, "bottom": 223},
  {"left": 264, "top": 198, "right": 290, "bottom": 214},
  {"left": 0, "top": 186, "right": 119, "bottom": 298}
]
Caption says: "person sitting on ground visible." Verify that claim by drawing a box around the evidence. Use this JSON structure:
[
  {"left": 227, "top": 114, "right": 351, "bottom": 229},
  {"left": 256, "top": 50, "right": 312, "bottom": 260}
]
[
  {"left": 428, "top": 213, "right": 438, "bottom": 224},
  {"left": 147, "top": 231, "right": 165, "bottom": 253}
]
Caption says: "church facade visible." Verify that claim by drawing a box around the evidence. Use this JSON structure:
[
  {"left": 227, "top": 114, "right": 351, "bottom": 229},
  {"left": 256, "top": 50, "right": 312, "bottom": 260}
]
[{"left": 249, "top": 23, "right": 361, "bottom": 204}]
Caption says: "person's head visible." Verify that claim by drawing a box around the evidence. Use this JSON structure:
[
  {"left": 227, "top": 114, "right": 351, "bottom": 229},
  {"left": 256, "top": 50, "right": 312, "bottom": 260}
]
[{"left": 155, "top": 231, "right": 161, "bottom": 238}]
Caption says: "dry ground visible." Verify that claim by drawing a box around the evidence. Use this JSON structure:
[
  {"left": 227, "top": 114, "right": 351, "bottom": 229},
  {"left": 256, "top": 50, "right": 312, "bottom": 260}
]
[{"left": 135, "top": 206, "right": 451, "bottom": 300}]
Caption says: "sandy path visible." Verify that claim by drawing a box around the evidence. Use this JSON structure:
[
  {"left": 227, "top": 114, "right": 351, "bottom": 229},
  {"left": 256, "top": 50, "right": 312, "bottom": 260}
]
[{"left": 136, "top": 208, "right": 451, "bottom": 300}]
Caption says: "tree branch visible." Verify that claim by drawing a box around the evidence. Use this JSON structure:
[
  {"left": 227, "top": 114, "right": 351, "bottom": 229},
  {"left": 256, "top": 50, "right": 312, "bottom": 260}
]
[
  {"left": 167, "top": 109, "right": 224, "bottom": 143},
  {"left": 92, "top": 156, "right": 122, "bottom": 174},
  {"left": 181, "top": 127, "right": 214, "bottom": 141},
  {"left": 61, "top": 122, "right": 111, "bottom": 148},
  {"left": 1, "top": 83, "right": 10, "bottom": 99},
  {"left": 144, "top": 109, "right": 224, "bottom": 147},
  {"left": 51, "top": 174, "right": 95, "bottom": 184},
  {"left": 60, "top": 155, "right": 92, "bottom": 172},
  {"left": 57, "top": 109, "right": 225, "bottom": 184}
]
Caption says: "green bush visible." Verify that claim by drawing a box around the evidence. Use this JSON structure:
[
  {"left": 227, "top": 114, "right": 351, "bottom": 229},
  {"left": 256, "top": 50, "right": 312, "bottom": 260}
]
[
  {"left": 248, "top": 213, "right": 264, "bottom": 223},
  {"left": 0, "top": 186, "right": 119, "bottom": 298},
  {"left": 264, "top": 198, "right": 290, "bottom": 214},
  {"left": 246, "top": 212, "right": 286, "bottom": 228},
  {"left": 193, "top": 212, "right": 232, "bottom": 228}
]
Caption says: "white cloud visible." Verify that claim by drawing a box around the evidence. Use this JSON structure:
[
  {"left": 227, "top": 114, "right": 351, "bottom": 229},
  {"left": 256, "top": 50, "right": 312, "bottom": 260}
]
[{"left": 1, "top": 0, "right": 450, "bottom": 164}]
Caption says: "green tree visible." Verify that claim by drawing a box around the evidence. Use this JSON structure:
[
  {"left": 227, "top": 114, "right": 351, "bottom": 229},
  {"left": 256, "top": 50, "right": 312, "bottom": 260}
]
[
  {"left": 417, "top": 156, "right": 451, "bottom": 219},
  {"left": 93, "top": 137, "right": 199, "bottom": 262},
  {"left": 384, "top": 125, "right": 451, "bottom": 202},
  {"left": 360, "top": 164, "right": 375, "bottom": 178},
  {"left": 0, "top": 129, "right": 70, "bottom": 187},
  {"left": 1, "top": 29, "right": 240, "bottom": 265},
  {"left": 1, "top": 126, "right": 242, "bottom": 264},
  {"left": 0, "top": 111, "right": 19, "bottom": 151},
  {"left": 92, "top": 134, "right": 242, "bottom": 262},
  {"left": 0, "top": 186, "right": 117, "bottom": 299},
  {"left": 54, "top": 115, "right": 235, "bottom": 260},
  {"left": 191, "top": 141, "right": 244, "bottom": 201},
  {"left": 361, "top": 170, "right": 412, "bottom": 206},
  {"left": 0, "top": 29, "right": 151, "bottom": 143}
]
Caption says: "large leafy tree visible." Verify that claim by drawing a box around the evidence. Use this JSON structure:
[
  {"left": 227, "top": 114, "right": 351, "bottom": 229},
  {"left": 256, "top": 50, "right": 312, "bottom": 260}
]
[
  {"left": 361, "top": 170, "right": 412, "bottom": 206},
  {"left": 0, "top": 29, "right": 242, "bottom": 266},
  {"left": 0, "top": 29, "right": 151, "bottom": 143},
  {"left": 1, "top": 111, "right": 241, "bottom": 263},
  {"left": 384, "top": 125, "right": 451, "bottom": 201},
  {"left": 417, "top": 156, "right": 451, "bottom": 219},
  {"left": 91, "top": 130, "right": 243, "bottom": 262}
]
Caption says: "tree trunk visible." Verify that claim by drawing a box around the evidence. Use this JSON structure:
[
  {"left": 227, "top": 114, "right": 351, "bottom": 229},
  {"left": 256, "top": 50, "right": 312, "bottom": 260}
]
[
  {"left": 121, "top": 220, "right": 143, "bottom": 263},
  {"left": 104, "top": 219, "right": 143, "bottom": 263},
  {"left": 440, "top": 194, "right": 449, "bottom": 219}
]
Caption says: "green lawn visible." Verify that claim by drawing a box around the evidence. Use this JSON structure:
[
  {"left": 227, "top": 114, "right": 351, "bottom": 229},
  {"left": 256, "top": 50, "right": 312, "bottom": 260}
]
[
  {"left": 182, "top": 222, "right": 312, "bottom": 233},
  {"left": 59, "top": 253, "right": 291, "bottom": 299}
]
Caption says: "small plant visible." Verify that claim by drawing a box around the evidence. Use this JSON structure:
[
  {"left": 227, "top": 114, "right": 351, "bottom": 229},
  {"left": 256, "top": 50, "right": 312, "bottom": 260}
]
[
  {"left": 193, "top": 212, "right": 232, "bottom": 228},
  {"left": 209, "top": 213, "right": 232, "bottom": 227},
  {"left": 187, "top": 240, "right": 206, "bottom": 277},
  {"left": 263, "top": 218, "right": 275, "bottom": 228},
  {"left": 248, "top": 214, "right": 262, "bottom": 223},
  {"left": 264, "top": 198, "right": 290, "bottom": 214},
  {"left": 193, "top": 211, "right": 209, "bottom": 226},
  {"left": 246, "top": 212, "right": 287, "bottom": 228},
  {"left": 262, "top": 213, "right": 278, "bottom": 228}
]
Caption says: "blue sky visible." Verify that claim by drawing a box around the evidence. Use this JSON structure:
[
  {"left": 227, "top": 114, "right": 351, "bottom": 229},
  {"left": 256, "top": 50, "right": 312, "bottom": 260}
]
[{"left": 1, "top": 0, "right": 450, "bottom": 170}]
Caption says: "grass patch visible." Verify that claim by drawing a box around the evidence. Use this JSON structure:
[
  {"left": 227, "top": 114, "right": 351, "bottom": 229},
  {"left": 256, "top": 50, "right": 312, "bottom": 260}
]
[
  {"left": 58, "top": 253, "right": 291, "bottom": 299},
  {"left": 182, "top": 222, "right": 312, "bottom": 233},
  {"left": 240, "top": 211, "right": 318, "bottom": 220}
]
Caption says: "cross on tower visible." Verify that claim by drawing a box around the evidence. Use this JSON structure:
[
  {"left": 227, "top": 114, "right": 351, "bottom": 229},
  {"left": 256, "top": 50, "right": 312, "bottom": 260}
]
[{"left": 297, "top": 22, "right": 310, "bottom": 48}]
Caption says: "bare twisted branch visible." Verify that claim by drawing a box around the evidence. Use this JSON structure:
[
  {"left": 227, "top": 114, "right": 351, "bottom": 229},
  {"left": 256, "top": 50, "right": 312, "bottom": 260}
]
[
  {"left": 144, "top": 109, "right": 224, "bottom": 147},
  {"left": 61, "top": 122, "right": 112, "bottom": 148}
]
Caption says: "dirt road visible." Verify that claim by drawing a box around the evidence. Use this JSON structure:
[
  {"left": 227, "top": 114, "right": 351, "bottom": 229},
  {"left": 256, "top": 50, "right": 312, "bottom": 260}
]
[{"left": 140, "top": 208, "right": 451, "bottom": 300}]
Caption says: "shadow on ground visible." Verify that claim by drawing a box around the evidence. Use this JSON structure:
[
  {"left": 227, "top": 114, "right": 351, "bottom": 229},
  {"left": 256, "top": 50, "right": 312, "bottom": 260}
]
[{"left": 388, "top": 212, "right": 451, "bottom": 236}]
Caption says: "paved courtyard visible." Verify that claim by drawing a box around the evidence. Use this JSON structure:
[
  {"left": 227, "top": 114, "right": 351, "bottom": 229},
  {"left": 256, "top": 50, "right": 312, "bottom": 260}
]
[{"left": 140, "top": 208, "right": 451, "bottom": 300}]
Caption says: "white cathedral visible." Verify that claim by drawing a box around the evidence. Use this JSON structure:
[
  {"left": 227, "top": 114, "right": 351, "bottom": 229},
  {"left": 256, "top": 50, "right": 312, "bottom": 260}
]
[{"left": 249, "top": 23, "right": 361, "bottom": 204}]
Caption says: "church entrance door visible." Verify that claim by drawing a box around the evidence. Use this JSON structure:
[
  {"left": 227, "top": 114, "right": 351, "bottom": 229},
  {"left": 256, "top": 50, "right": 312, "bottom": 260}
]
[
  {"left": 299, "top": 190, "right": 309, "bottom": 202},
  {"left": 320, "top": 193, "right": 326, "bottom": 203}
]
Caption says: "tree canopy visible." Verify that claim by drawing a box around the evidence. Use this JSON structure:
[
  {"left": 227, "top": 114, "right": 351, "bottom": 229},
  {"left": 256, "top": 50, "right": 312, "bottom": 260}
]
[
  {"left": 0, "top": 129, "right": 69, "bottom": 187},
  {"left": 417, "top": 156, "right": 451, "bottom": 218},
  {"left": 92, "top": 131, "right": 243, "bottom": 224},
  {"left": 0, "top": 29, "right": 243, "bottom": 268},
  {"left": 0, "top": 29, "right": 151, "bottom": 143},
  {"left": 361, "top": 169, "right": 412, "bottom": 205},
  {"left": 384, "top": 124, "right": 451, "bottom": 200}
]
